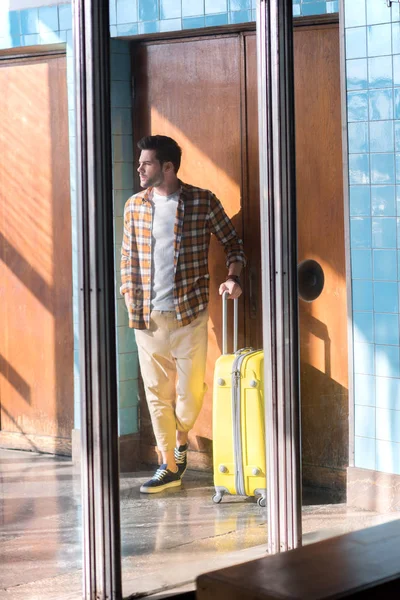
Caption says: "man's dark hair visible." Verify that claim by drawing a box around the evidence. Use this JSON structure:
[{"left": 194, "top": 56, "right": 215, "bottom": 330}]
[{"left": 137, "top": 135, "right": 182, "bottom": 174}]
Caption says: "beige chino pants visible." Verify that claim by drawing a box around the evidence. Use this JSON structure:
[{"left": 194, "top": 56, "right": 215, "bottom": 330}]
[{"left": 134, "top": 308, "right": 208, "bottom": 452}]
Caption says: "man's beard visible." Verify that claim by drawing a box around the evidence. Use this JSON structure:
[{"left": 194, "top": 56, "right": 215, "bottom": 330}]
[{"left": 140, "top": 172, "right": 164, "bottom": 189}]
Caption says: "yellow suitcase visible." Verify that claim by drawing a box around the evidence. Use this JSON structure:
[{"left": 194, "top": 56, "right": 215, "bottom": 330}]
[{"left": 212, "top": 293, "right": 266, "bottom": 506}]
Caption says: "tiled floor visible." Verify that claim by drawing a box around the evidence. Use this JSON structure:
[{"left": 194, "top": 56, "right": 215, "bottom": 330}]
[{"left": 0, "top": 448, "right": 399, "bottom": 599}]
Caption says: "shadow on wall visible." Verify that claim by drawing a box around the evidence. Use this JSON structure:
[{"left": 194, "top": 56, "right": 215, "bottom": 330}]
[{"left": 300, "top": 312, "right": 348, "bottom": 492}]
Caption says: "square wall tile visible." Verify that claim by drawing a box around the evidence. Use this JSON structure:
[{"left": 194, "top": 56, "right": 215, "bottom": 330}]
[
  {"left": 346, "top": 27, "right": 367, "bottom": 60},
  {"left": 347, "top": 91, "right": 369, "bottom": 121},
  {"left": 117, "top": 326, "right": 137, "bottom": 354},
  {"left": 393, "top": 4, "right": 400, "bottom": 22},
  {"left": 159, "top": 18, "right": 182, "bottom": 31},
  {"left": 350, "top": 217, "right": 371, "bottom": 247},
  {"left": 354, "top": 312, "right": 374, "bottom": 343},
  {"left": 230, "top": 0, "right": 251, "bottom": 9},
  {"left": 367, "top": 24, "right": 391, "bottom": 57},
  {"left": 205, "top": 0, "right": 227, "bottom": 13},
  {"left": 38, "top": 6, "right": 58, "bottom": 33},
  {"left": 110, "top": 53, "right": 131, "bottom": 81},
  {"left": 119, "top": 406, "right": 139, "bottom": 435},
  {"left": 183, "top": 16, "right": 205, "bottom": 28},
  {"left": 229, "top": 9, "right": 251, "bottom": 23},
  {"left": 372, "top": 217, "right": 397, "bottom": 248},
  {"left": 375, "top": 344, "right": 400, "bottom": 378},
  {"left": 371, "top": 186, "right": 396, "bottom": 216},
  {"left": 116, "top": 23, "right": 139, "bottom": 35},
  {"left": 366, "top": 0, "right": 391, "bottom": 25},
  {"left": 118, "top": 379, "right": 139, "bottom": 408},
  {"left": 352, "top": 279, "right": 373, "bottom": 311},
  {"left": 113, "top": 162, "right": 134, "bottom": 191},
  {"left": 117, "top": 0, "right": 138, "bottom": 24},
  {"left": 376, "top": 407, "right": 400, "bottom": 443},
  {"left": 139, "top": 0, "right": 159, "bottom": 21},
  {"left": 376, "top": 439, "right": 400, "bottom": 474},
  {"left": 113, "top": 216, "right": 124, "bottom": 246},
  {"left": 376, "top": 376, "right": 400, "bottom": 411},
  {"left": 111, "top": 81, "right": 131, "bottom": 108},
  {"left": 111, "top": 108, "right": 132, "bottom": 135},
  {"left": 182, "top": 0, "right": 205, "bottom": 17},
  {"left": 373, "top": 248, "right": 397, "bottom": 280},
  {"left": 205, "top": 13, "right": 228, "bottom": 25},
  {"left": 345, "top": 0, "right": 366, "bottom": 27},
  {"left": 375, "top": 313, "right": 400, "bottom": 346},
  {"left": 20, "top": 8, "right": 39, "bottom": 35},
  {"left": 354, "top": 342, "right": 375, "bottom": 375},
  {"left": 138, "top": 21, "right": 160, "bottom": 33},
  {"left": 116, "top": 297, "right": 129, "bottom": 326},
  {"left": 369, "top": 121, "right": 394, "bottom": 153},
  {"left": 355, "top": 436, "right": 376, "bottom": 470},
  {"left": 368, "top": 56, "right": 393, "bottom": 88},
  {"left": 161, "top": 0, "right": 182, "bottom": 18},
  {"left": 22, "top": 34, "right": 39, "bottom": 46},
  {"left": 118, "top": 351, "right": 139, "bottom": 381},
  {"left": 110, "top": 0, "right": 117, "bottom": 25},
  {"left": 59, "top": 4, "right": 72, "bottom": 30},
  {"left": 350, "top": 185, "right": 371, "bottom": 216},
  {"left": 302, "top": 2, "right": 329, "bottom": 16},
  {"left": 348, "top": 122, "right": 369, "bottom": 153},
  {"left": 374, "top": 281, "right": 399, "bottom": 312},
  {"left": 355, "top": 404, "right": 376, "bottom": 438},
  {"left": 351, "top": 248, "right": 372, "bottom": 279},
  {"left": 349, "top": 154, "right": 370, "bottom": 184},
  {"left": 355, "top": 373, "right": 376, "bottom": 407},
  {"left": 113, "top": 135, "right": 133, "bottom": 163},
  {"left": 393, "top": 22, "right": 400, "bottom": 54},
  {"left": 369, "top": 89, "right": 393, "bottom": 121},
  {"left": 326, "top": 1, "right": 339, "bottom": 13},
  {"left": 370, "top": 153, "right": 395, "bottom": 184},
  {"left": 346, "top": 59, "right": 368, "bottom": 90}
]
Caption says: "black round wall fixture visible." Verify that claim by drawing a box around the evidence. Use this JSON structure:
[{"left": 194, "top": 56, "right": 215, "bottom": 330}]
[{"left": 297, "top": 259, "right": 324, "bottom": 302}]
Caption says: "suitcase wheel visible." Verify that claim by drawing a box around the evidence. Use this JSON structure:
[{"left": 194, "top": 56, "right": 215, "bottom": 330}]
[
  {"left": 212, "top": 493, "right": 223, "bottom": 504},
  {"left": 257, "top": 496, "right": 266, "bottom": 508}
]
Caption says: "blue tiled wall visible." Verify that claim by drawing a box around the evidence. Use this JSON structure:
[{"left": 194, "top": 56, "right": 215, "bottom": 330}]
[
  {"left": 111, "top": 39, "right": 140, "bottom": 437},
  {"left": 108, "top": 0, "right": 337, "bottom": 36},
  {"left": 346, "top": 0, "right": 400, "bottom": 475}
]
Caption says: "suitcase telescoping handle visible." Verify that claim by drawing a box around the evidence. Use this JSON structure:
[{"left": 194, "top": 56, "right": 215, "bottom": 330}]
[{"left": 222, "top": 290, "right": 238, "bottom": 355}]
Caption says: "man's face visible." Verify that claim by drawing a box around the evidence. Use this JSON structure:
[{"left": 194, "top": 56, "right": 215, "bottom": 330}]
[{"left": 137, "top": 149, "right": 164, "bottom": 188}]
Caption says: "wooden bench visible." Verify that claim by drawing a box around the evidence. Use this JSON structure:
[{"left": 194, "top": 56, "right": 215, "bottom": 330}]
[{"left": 197, "top": 519, "right": 400, "bottom": 599}]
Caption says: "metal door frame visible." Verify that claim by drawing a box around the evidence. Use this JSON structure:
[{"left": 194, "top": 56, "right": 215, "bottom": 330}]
[{"left": 257, "top": 0, "right": 302, "bottom": 553}]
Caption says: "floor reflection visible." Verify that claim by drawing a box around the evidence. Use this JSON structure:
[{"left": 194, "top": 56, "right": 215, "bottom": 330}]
[{"left": 0, "top": 448, "right": 399, "bottom": 599}]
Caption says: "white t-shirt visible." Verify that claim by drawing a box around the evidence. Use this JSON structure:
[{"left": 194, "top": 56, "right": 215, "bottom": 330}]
[{"left": 150, "top": 190, "right": 179, "bottom": 310}]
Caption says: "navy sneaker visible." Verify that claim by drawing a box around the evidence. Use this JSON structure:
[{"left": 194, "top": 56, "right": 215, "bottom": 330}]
[
  {"left": 174, "top": 444, "right": 188, "bottom": 477},
  {"left": 140, "top": 464, "right": 182, "bottom": 494}
]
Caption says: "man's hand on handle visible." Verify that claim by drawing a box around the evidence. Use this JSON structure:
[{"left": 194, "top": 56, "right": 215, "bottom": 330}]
[{"left": 219, "top": 279, "right": 242, "bottom": 299}]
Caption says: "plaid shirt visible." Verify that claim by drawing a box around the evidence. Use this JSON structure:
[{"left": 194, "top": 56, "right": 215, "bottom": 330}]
[{"left": 120, "top": 181, "right": 246, "bottom": 329}]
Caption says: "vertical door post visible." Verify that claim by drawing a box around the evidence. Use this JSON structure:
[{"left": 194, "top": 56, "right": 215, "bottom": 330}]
[
  {"left": 73, "top": 1, "right": 122, "bottom": 597},
  {"left": 256, "top": 0, "right": 302, "bottom": 554}
]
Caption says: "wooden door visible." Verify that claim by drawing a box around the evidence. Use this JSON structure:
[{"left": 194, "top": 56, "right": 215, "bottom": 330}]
[
  {"left": 134, "top": 24, "right": 348, "bottom": 485},
  {"left": 0, "top": 54, "right": 74, "bottom": 453},
  {"left": 245, "top": 24, "right": 348, "bottom": 490},
  {"left": 134, "top": 36, "right": 244, "bottom": 461}
]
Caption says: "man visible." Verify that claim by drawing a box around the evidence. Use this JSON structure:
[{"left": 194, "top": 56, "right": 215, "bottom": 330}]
[{"left": 120, "top": 135, "right": 246, "bottom": 493}]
